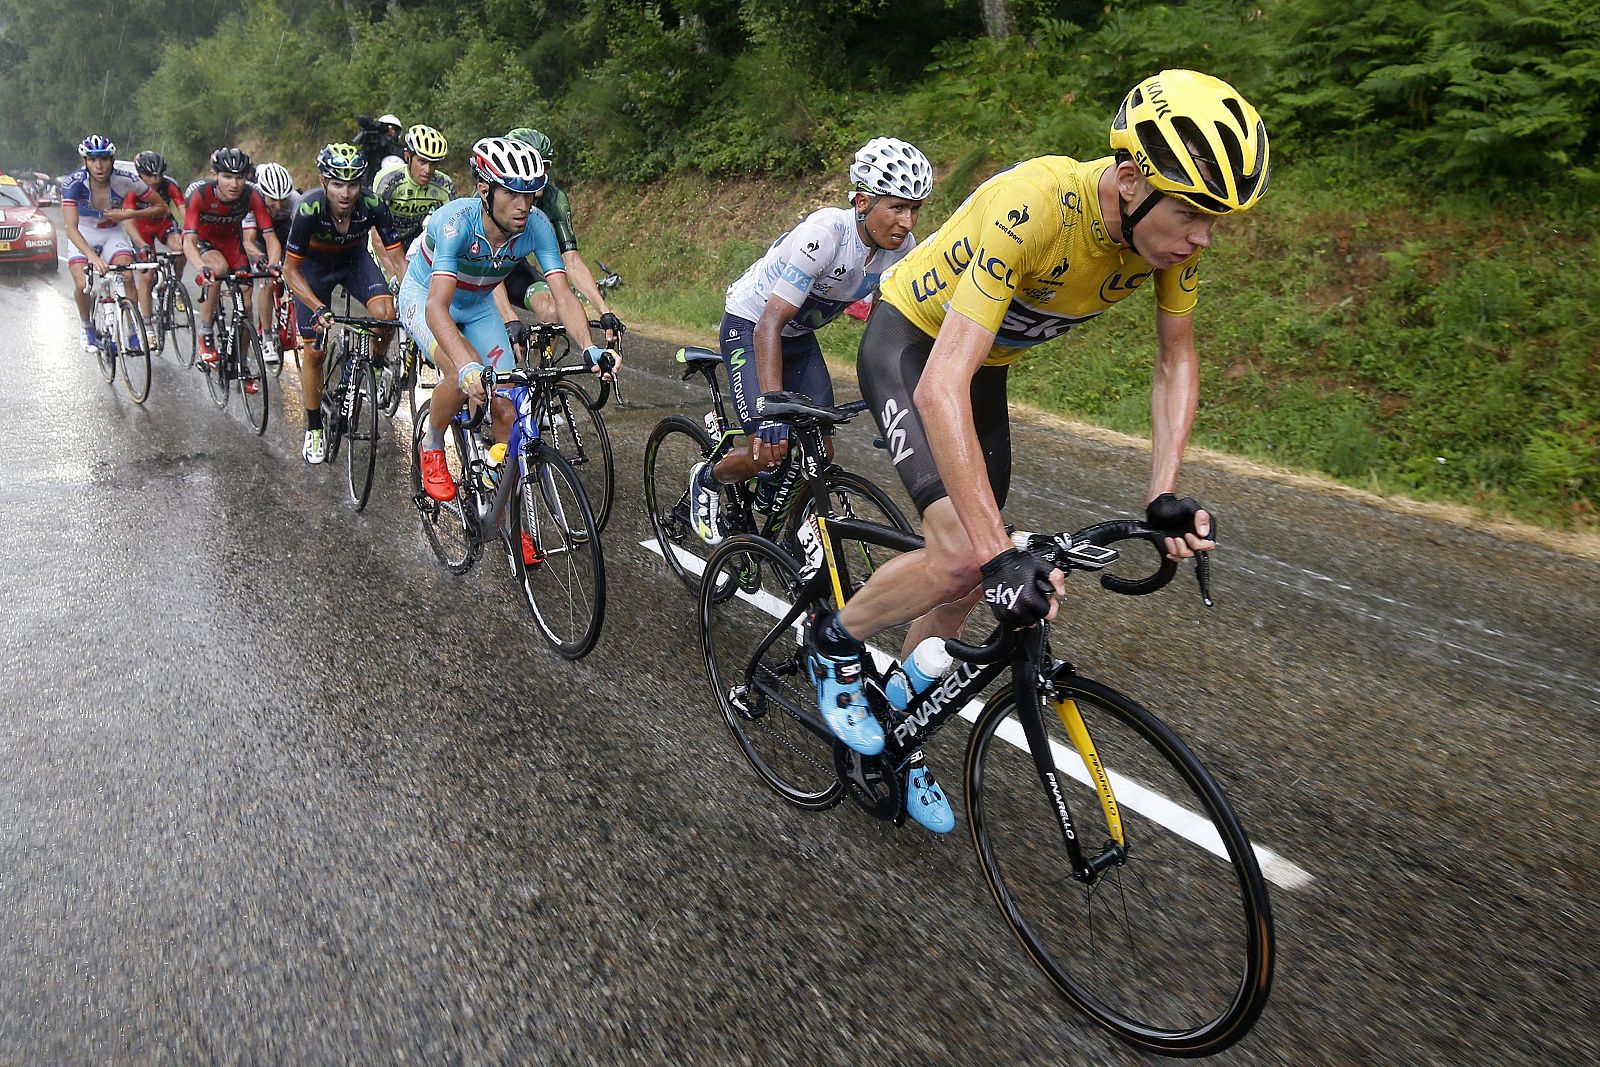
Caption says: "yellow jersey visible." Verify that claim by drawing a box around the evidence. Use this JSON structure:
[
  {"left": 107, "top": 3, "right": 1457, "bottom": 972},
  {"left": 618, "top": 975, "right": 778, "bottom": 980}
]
[{"left": 879, "top": 155, "right": 1200, "bottom": 366}]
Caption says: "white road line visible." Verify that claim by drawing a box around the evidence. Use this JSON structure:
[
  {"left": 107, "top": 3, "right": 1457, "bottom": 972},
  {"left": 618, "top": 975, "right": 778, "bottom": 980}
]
[{"left": 641, "top": 537, "right": 1314, "bottom": 890}]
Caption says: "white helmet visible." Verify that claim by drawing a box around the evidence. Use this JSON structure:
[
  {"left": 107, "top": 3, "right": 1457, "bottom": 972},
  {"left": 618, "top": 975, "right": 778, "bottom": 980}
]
[
  {"left": 850, "top": 137, "right": 933, "bottom": 200},
  {"left": 378, "top": 114, "right": 403, "bottom": 129},
  {"left": 470, "top": 136, "right": 547, "bottom": 194},
  {"left": 255, "top": 162, "right": 295, "bottom": 200}
]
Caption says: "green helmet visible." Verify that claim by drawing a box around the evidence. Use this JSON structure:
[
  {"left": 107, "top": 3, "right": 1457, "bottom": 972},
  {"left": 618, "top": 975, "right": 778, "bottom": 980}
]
[{"left": 505, "top": 127, "right": 553, "bottom": 161}]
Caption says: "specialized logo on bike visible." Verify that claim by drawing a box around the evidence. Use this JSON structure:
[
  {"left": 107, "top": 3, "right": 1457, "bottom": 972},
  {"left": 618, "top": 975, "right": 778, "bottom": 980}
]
[{"left": 879, "top": 397, "right": 915, "bottom": 464}]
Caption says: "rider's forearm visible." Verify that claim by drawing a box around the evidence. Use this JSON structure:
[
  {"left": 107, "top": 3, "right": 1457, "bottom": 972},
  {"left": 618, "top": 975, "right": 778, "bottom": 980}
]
[
  {"left": 378, "top": 245, "right": 407, "bottom": 285},
  {"left": 492, "top": 282, "right": 516, "bottom": 322},
  {"left": 425, "top": 295, "right": 479, "bottom": 376},
  {"left": 754, "top": 299, "right": 798, "bottom": 395},
  {"left": 264, "top": 231, "right": 282, "bottom": 264},
  {"left": 560, "top": 251, "right": 608, "bottom": 316},
  {"left": 182, "top": 234, "right": 205, "bottom": 273},
  {"left": 1148, "top": 313, "right": 1200, "bottom": 503},
  {"left": 62, "top": 208, "right": 93, "bottom": 257},
  {"left": 282, "top": 258, "right": 320, "bottom": 314},
  {"left": 548, "top": 275, "right": 595, "bottom": 349},
  {"left": 914, "top": 312, "right": 1011, "bottom": 562}
]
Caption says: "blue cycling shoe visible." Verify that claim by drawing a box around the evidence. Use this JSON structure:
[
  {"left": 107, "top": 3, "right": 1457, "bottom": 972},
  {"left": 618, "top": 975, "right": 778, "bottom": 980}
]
[
  {"left": 905, "top": 761, "right": 955, "bottom": 834},
  {"left": 807, "top": 646, "right": 884, "bottom": 756}
]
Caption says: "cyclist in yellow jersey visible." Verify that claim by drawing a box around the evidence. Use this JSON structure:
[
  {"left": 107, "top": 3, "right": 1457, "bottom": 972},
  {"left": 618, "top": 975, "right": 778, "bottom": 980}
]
[{"left": 807, "top": 70, "right": 1271, "bottom": 832}]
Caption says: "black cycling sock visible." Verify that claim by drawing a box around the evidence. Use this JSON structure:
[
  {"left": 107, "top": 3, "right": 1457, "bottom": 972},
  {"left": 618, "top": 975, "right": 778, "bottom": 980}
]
[
  {"left": 814, "top": 610, "right": 863, "bottom": 656},
  {"left": 306, "top": 408, "right": 323, "bottom": 431}
]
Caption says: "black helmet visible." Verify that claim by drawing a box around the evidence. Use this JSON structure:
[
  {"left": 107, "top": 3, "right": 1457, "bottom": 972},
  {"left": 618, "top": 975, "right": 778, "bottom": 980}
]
[
  {"left": 134, "top": 150, "right": 166, "bottom": 176},
  {"left": 210, "top": 147, "right": 252, "bottom": 175}
]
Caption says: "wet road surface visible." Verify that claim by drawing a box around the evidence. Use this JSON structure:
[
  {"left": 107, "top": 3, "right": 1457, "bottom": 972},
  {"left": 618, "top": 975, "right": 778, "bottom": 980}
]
[{"left": 0, "top": 255, "right": 1595, "bottom": 1066}]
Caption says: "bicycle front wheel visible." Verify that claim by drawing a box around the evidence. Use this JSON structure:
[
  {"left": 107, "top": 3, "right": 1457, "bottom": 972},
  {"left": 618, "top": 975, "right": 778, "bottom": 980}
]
[
  {"left": 699, "top": 535, "right": 843, "bottom": 811},
  {"left": 965, "top": 677, "right": 1274, "bottom": 1057},
  {"left": 542, "top": 379, "right": 615, "bottom": 532},
  {"left": 411, "top": 401, "right": 476, "bottom": 574},
  {"left": 512, "top": 446, "right": 605, "bottom": 659},
  {"left": 204, "top": 334, "right": 230, "bottom": 410},
  {"left": 346, "top": 359, "right": 380, "bottom": 511},
  {"left": 237, "top": 322, "right": 269, "bottom": 435},
  {"left": 118, "top": 299, "right": 152, "bottom": 404},
  {"left": 644, "top": 415, "right": 725, "bottom": 595}
]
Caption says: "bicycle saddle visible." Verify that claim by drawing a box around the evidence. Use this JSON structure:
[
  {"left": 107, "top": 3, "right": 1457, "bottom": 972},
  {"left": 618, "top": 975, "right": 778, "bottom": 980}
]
[{"left": 676, "top": 346, "right": 721, "bottom": 368}]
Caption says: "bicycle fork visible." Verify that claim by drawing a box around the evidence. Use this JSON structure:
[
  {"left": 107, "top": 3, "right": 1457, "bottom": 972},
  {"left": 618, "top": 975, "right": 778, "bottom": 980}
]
[{"left": 1013, "top": 629, "right": 1127, "bottom": 883}]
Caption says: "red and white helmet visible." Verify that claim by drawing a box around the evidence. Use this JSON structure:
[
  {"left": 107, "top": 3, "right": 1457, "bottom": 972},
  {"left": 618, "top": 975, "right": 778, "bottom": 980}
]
[{"left": 470, "top": 137, "right": 547, "bottom": 194}]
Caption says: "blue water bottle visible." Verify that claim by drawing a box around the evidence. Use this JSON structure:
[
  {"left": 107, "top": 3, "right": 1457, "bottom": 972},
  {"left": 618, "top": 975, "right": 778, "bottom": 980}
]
[{"left": 884, "top": 637, "right": 954, "bottom": 711}]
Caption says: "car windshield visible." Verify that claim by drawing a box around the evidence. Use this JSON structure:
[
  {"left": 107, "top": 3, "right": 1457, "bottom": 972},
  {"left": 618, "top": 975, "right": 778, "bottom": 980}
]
[{"left": 0, "top": 184, "right": 31, "bottom": 208}]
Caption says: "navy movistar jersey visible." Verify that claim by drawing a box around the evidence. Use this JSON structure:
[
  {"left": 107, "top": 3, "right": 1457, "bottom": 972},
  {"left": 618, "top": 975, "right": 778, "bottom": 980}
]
[
  {"left": 404, "top": 197, "right": 565, "bottom": 315},
  {"left": 285, "top": 189, "right": 402, "bottom": 261}
]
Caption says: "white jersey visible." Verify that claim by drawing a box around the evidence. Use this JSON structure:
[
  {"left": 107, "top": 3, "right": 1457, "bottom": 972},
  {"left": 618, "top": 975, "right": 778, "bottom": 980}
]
[
  {"left": 61, "top": 160, "right": 151, "bottom": 230},
  {"left": 725, "top": 206, "right": 916, "bottom": 336}
]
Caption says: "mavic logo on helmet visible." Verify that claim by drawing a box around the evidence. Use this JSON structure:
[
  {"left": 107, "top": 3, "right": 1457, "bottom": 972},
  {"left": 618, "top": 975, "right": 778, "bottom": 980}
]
[{"left": 880, "top": 398, "right": 915, "bottom": 465}]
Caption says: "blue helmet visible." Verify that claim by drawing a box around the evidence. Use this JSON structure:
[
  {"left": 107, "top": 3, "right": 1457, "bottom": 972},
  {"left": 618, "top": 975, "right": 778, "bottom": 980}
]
[{"left": 78, "top": 134, "right": 117, "bottom": 159}]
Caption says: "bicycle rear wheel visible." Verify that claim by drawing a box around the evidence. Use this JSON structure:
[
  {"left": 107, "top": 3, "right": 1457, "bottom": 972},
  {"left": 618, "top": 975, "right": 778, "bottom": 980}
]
[
  {"left": 542, "top": 379, "right": 615, "bottom": 532},
  {"left": 346, "top": 358, "right": 380, "bottom": 511},
  {"left": 95, "top": 307, "right": 117, "bottom": 383},
  {"left": 146, "top": 282, "right": 169, "bottom": 356},
  {"left": 411, "top": 401, "right": 477, "bottom": 574},
  {"left": 168, "top": 280, "right": 197, "bottom": 368},
  {"left": 512, "top": 446, "right": 605, "bottom": 659},
  {"left": 699, "top": 535, "right": 843, "bottom": 811},
  {"left": 237, "top": 321, "right": 269, "bottom": 435},
  {"left": 322, "top": 345, "right": 351, "bottom": 462},
  {"left": 965, "top": 677, "right": 1274, "bottom": 1057},
  {"left": 204, "top": 333, "right": 230, "bottom": 410},
  {"left": 117, "top": 299, "right": 152, "bottom": 403}
]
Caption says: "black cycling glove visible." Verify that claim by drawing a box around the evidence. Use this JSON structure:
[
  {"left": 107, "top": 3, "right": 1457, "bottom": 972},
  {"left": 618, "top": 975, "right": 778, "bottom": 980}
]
[
  {"left": 1146, "top": 493, "right": 1215, "bottom": 540},
  {"left": 505, "top": 320, "right": 534, "bottom": 348},
  {"left": 981, "top": 548, "right": 1056, "bottom": 630},
  {"left": 597, "top": 312, "right": 624, "bottom": 336}
]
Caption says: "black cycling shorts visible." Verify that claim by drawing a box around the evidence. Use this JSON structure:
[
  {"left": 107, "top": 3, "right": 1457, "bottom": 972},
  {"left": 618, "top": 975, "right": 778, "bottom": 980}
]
[{"left": 857, "top": 300, "right": 1011, "bottom": 515}]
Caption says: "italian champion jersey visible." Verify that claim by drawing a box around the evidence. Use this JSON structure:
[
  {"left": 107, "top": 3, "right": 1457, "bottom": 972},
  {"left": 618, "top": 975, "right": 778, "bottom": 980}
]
[
  {"left": 879, "top": 155, "right": 1200, "bottom": 366},
  {"left": 403, "top": 196, "right": 565, "bottom": 315}
]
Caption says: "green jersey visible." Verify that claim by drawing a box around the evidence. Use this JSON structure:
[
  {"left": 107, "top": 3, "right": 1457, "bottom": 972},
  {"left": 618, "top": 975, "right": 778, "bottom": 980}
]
[{"left": 374, "top": 163, "right": 456, "bottom": 244}]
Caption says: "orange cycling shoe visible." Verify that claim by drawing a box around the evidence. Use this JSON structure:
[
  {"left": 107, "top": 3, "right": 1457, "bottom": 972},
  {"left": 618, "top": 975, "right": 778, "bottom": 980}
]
[
  {"left": 198, "top": 335, "right": 219, "bottom": 365},
  {"left": 420, "top": 448, "right": 457, "bottom": 502}
]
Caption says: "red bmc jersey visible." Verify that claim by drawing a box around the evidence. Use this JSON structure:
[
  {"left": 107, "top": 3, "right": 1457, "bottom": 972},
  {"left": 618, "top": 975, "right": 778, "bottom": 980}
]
[
  {"left": 183, "top": 180, "right": 272, "bottom": 250},
  {"left": 125, "top": 176, "right": 183, "bottom": 244}
]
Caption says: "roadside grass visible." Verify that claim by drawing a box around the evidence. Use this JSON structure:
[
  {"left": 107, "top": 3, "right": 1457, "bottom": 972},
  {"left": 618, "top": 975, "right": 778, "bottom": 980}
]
[{"left": 579, "top": 156, "right": 1599, "bottom": 529}]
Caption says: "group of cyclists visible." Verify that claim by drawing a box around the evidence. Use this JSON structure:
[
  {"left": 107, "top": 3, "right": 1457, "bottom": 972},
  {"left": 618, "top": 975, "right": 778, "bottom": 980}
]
[{"left": 59, "top": 68, "right": 1267, "bottom": 838}]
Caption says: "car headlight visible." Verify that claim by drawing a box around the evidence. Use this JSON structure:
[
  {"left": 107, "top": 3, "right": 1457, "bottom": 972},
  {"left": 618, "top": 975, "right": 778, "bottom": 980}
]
[{"left": 24, "top": 218, "right": 53, "bottom": 236}]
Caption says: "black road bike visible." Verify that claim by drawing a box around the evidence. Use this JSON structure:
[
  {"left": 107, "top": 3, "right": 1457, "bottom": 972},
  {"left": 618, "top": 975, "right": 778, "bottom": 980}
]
[
  {"left": 199, "top": 268, "right": 273, "bottom": 435},
  {"left": 321, "top": 313, "right": 397, "bottom": 512},
  {"left": 513, "top": 321, "right": 618, "bottom": 532},
  {"left": 645, "top": 347, "right": 911, "bottom": 596},
  {"left": 696, "top": 394, "right": 1275, "bottom": 1059}
]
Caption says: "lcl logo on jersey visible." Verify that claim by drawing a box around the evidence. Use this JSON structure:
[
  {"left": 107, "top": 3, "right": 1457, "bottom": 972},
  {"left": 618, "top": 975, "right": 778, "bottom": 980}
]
[
  {"left": 1100, "top": 270, "right": 1152, "bottom": 302},
  {"left": 1061, "top": 190, "right": 1082, "bottom": 214},
  {"left": 1180, "top": 262, "right": 1199, "bottom": 292}
]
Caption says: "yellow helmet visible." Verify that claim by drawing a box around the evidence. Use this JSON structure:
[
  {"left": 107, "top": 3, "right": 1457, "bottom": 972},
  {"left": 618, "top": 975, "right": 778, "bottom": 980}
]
[
  {"left": 404, "top": 124, "right": 448, "bottom": 161},
  {"left": 1109, "top": 69, "right": 1270, "bottom": 214}
]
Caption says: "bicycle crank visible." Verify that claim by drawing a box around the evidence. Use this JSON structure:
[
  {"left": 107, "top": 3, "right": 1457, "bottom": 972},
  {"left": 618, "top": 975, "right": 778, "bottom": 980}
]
[{"left": 835, "top": 745, "right": 904, "bottom": 823}]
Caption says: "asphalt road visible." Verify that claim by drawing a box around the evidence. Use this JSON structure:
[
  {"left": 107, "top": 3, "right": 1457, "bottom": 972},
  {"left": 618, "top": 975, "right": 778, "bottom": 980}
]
[{"left": 0, "top": 248, "right": 1595, "bottom": 1066}]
